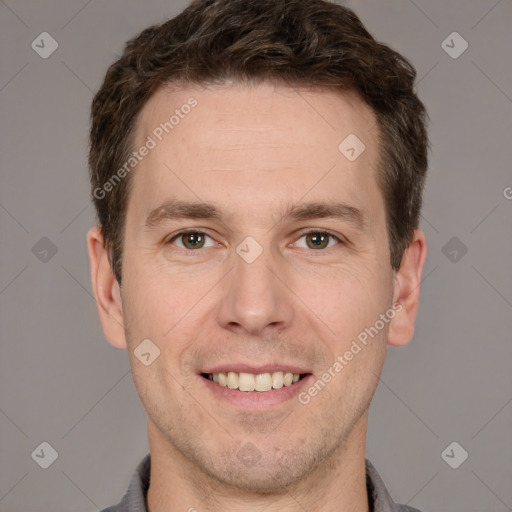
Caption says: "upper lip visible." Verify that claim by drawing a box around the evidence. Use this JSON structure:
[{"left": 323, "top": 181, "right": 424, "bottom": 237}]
[{"left": 201, "top": 363, "right": 311, "bottom": 375}]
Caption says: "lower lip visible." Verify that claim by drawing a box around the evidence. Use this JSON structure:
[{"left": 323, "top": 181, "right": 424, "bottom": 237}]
[{"left": 200, "top": 374, "right": 313, "bottom": 409}]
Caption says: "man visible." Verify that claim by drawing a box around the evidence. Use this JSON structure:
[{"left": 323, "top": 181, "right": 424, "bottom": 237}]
[{"left": 87, "top": 0, "right": 428, "bottom": 510}]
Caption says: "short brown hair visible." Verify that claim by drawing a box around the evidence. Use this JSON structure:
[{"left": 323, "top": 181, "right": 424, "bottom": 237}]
[{"left": 89, "top": 0, "right": 429, "bottom": 284}]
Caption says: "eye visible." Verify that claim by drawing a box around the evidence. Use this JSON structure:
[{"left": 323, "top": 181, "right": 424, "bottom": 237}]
[
  {"left": 165, "top": 229, "right": 344, "bottom": 253},
  {"left": 292, "top": 230, "right": 343, "bottom": 250},
  {"left": 166, "top": 230, "right": 216, "bottom": 251}
]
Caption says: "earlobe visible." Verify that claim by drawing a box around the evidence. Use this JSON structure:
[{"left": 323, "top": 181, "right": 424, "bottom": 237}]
[
  {"left": 86, "top": 225, "right": 127, "bottom": 349},
  {"left": 387, "top": 229, "right": 427, "bottom": 347}
]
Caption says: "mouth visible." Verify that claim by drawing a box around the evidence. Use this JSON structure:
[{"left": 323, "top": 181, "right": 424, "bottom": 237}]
[
  {"left": 198, "top": 363, "right": 313, "bottom": 408},
  {"left": 200, "top": 370, "right": 310, "bottom": 392}
]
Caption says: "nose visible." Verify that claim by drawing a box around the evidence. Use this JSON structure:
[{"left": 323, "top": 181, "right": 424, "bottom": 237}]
[{"left": 216, "top": 241, "right": 294, "bottom": 337}]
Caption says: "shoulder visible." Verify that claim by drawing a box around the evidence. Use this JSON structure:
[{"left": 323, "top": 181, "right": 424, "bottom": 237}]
[
  {"left": 99, "top": 453, "right": 151, "bottom": 512},
  {"left": 365, "top": 458, "right": 424, "bottom": 512}
]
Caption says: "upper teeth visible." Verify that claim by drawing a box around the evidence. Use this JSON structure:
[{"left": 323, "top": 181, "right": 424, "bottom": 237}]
[{"left": 208, "top": 371, "right": 301, "bottom": 392}]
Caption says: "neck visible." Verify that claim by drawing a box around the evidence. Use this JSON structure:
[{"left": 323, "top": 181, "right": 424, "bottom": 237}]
[{"left": 146, "top": 412, "right": 370, "bottom": 512}]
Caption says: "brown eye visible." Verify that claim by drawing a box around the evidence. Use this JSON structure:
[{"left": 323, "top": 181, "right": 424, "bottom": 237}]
[
  {"left": 295, "top": 231, "right": 342, "bottom": 250},
  {"left": 167, "top": 230, "right": 214, "bottom": 251},
  {"left": 305, "top": 232, "right": 330, "bottom": 249},
  {"left": 181, "top": 232, "right": 206, "bottom": 249}
]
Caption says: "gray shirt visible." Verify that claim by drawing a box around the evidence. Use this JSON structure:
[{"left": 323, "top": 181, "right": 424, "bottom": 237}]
[{"left": 101, "top": 454, "right": 421, "bottom": 512}]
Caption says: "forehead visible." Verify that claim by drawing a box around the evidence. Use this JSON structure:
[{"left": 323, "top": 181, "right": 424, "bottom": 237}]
[
  {"left": 136, "top": 81, "right": 377, "bottom": 162},
  {"left": 129, "top": 82, "right": 382, "bottom": 228}
]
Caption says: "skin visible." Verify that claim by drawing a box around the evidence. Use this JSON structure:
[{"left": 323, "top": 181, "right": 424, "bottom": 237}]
[{"left": 87, "top": 82, "right": 427, "bottom": 512}]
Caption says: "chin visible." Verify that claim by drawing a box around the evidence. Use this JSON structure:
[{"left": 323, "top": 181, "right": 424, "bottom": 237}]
[
  {"left": 215, "top": 465, "right": 304, "bottom": 494},
  {"left": 197, "top": 445, "right": 325, "bottom": 494}
]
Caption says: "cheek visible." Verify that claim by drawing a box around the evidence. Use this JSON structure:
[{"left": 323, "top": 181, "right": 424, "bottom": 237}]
[
  {"left": 121, "top": 269, "right": 205, "bottom": 376},
  {"left": 303, "top": 263, "right": 392, "bottom": 337},
  {"left": 122, "top": 261, "right": 188, "bottom": 327}
]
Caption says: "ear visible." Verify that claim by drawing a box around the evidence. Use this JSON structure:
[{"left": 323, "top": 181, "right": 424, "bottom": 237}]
[
  {"left": 387, "top": 229, "right": 427, "bottom": 347},
  {"left": 86, "top": 225, "right": 127, "bottom": 349}
]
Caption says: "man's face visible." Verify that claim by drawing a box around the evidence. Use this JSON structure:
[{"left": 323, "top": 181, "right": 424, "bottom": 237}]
[{"left": 120, "top": 83, "right": 396, "bottom": 490}]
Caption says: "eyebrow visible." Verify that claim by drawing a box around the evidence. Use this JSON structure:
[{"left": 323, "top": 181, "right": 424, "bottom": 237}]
[{"left": 144, "top": 199, "right": 367, "bottom": 231}]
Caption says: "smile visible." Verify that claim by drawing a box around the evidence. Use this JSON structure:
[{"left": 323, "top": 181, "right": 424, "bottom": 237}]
[
  {"left": 200, "top": 368, "right": 313, "bottom": 409},
  {"left": 202, "top": 371, "right": 308, "bottom": 392}
]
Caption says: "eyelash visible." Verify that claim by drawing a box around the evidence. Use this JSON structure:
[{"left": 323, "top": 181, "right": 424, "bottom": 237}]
[{"left": 164, "top": 229, "right": 345, "bottom": 255}]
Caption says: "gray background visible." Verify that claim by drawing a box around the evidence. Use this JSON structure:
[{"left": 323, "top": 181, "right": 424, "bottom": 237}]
[{"left": 1, "top": 0, "right": 511, "bottom": 511}]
